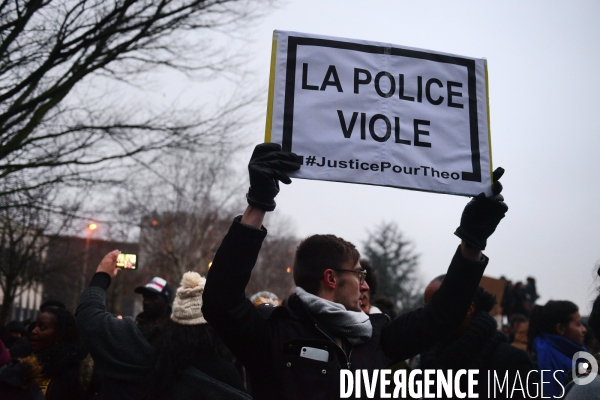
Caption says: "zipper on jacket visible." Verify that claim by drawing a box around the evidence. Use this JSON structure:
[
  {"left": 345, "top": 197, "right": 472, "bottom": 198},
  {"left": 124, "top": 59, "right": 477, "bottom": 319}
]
[{"left": 315, "top": 324, "right": 352, "bottom": 369}]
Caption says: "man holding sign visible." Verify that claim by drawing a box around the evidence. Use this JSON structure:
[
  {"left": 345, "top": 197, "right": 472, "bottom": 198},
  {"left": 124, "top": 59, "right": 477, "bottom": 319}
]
[{"left": 203, "top": 143, "right": 507, "bottom": 399}]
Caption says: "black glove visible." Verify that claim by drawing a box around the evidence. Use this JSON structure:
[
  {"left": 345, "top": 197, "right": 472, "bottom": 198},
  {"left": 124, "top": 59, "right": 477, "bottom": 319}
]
[
  {"left": 454, "top": 167, "right": 508, "bottom": 250},
  {"left": 246, "top": 143, "right": 300, "bottom": 211}
]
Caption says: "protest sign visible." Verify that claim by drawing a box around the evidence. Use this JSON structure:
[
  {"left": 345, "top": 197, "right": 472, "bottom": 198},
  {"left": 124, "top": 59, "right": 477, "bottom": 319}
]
[{"left": 265, "top": 30, "right": 494, "bottom": 196}]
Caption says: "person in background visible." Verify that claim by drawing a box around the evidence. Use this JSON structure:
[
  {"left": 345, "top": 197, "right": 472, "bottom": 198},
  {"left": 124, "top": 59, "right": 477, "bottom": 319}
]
[
  {"left": 147, "top": 271, "right": 246, "bottom": 398},
  {"left": 0, "top": 339, "right": 8, "bottom": 366},
  {"left": 524, "top": 277, "right": 539, "bottom": 308},
  {"left": 508, "top": 314, "right": 530, "bottom": 352},
  {"left": 39, "top": 300, "right": 66, "bottom": 313},
  {"left": 4, "top": 319, "right": 34, "bottom": 360},
  {"left": 372, "top": 296, "right": 397, "bottom": 320},
  {"left": 76, "top": 252, "right": 250, "bottom": 400},
  {"left": 420, "top": 277, "right": 537, "bottom": 399},
  {"left": 513, "top": 282, "right": 530, "bottom": 316},
  {"left": 134, "top": 277, "right": 173, "bottom": 336},
  {"left": 583, "top": 316, "right": 600, "bottom": 357},
  {"left": 0, "top": 352, "right": 45, "bottom": 399},
  {"left": 26, "top": 307, "right": 99, "bottom": 399},
  {"left": 528, "top": 300, "right": 587, "bottom": 398},
  {"left": 238, "top": 290, "right": 284, "bottom": 393},
  {"left": 13, "top": 300, "right": 70, "bottom": 363},
  {"left": 501, "top": 277, "right": 516, "bottom": 319},
  {"left": 250, "top": 291, "right": 280, "bottom": 307},
  {"left": 564, "top": 282, "right": 600, "bottom": 399},
  {"left": 250, "top": 291, "right": 281, "bottom": 321},
  {"left": 359, "top": 259, "right": 381, "bottom": 314},
  {"left": 4, "top": 320, "right": 26, "bottom": 349},
  {"left": 135, "top": 278, "right": 173, "bottom": 321}
]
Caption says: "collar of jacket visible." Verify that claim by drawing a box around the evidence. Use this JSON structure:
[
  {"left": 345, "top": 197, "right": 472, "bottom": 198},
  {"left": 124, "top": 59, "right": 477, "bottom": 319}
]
[
  {"left": 281, "top": 294, "right": 355, "bottom": 364},
  {"left": 273, "top": 295, "right": 388, "bottom": 342},
  {"left": 273, "top": 293, "right": 318, "bottom": 324},
  {"left": 269, "top": 294, "right": 392, "bottom": 370},
  {"left": 276, "top": 295, "right": 348, "bottom": 344},
  {"left": 274, "top": 294, "right": 389, "bottom": 328}
]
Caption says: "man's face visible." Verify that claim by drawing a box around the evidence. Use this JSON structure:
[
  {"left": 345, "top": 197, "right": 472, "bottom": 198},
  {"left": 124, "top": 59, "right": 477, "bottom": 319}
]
[
  {"left": 142, "top": 291, "right": 169, "bottom": 320},
  {"left": 332, "top": 260, "right": 369, "bottom": 312}
]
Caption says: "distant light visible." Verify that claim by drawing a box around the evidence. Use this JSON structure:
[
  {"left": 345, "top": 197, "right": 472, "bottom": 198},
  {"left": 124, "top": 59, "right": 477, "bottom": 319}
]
[
  {"left": 151, "top": 220, "right": 158, "bottom": 227},
  {"left": 88, "top": 223, "right": 98, "bottom": 231},
  {"left": 286, "top": 267, "right": 291, "bottom": 273},
  {"left": 208, "top": 261, "right": 213, "bottom": 270}
]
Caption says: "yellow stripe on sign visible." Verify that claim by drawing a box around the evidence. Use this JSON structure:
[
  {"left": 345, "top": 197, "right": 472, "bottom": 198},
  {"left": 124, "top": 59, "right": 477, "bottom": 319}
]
[
  {"left": 264, "top": 32, "right": 278, "bottom": 143},
  {"left": 484, "top": 59, "right": 493, "bottom": 184}
]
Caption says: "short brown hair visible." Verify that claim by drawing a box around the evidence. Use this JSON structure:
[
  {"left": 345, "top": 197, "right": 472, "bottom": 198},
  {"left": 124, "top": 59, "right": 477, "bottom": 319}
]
[{"left": 293, "top": 234, "right": 360, "bottom": 295}]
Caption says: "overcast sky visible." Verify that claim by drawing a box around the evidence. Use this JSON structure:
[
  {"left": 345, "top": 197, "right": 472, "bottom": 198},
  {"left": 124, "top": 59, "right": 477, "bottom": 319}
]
[{"left": 158, "top": 1, "right": 600, "bottom": 314}]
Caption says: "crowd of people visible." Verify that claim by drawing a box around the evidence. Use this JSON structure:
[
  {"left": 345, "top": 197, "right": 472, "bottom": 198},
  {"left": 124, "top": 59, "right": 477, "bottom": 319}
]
[
  {"left": 500, "top": 276, "right": 539, "bottom": 319},
  {"left": 1, "top": 143, "right": 599, "bottom": 399}
]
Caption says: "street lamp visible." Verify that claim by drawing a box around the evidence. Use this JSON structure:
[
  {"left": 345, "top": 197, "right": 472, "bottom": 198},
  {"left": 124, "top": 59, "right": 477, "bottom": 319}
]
[{"left": 80, "top": 223, "right": 98, "bottom": 294}]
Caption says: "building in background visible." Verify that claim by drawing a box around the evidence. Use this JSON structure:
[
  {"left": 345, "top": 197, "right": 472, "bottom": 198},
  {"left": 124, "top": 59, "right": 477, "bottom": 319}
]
[
  {"left": 0, "top": 282, "right": 43, "bottom": 323},
  {"left": 43, "top": 236, "right": 139, "bottom": 316}
]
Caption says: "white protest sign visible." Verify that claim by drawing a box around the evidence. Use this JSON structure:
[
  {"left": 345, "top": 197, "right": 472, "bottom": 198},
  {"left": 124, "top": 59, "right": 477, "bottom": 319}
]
[{"left": 265, "top": 30, "right": 494, "bottom": 196}]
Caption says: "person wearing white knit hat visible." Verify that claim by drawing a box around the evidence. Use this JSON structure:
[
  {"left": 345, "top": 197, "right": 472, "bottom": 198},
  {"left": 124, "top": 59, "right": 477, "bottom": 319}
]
[
  {"left": 144, "top": 271, "right": 247, "bottom": 398},
  {"left": 77, "top": 252, "right": 250, "bottom": 400},
  {"left": 171, "top": 272, "right": 207, "bottom": 325}
]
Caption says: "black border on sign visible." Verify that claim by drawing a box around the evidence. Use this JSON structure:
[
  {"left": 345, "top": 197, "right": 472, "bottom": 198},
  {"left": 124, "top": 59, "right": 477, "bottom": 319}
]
[{"left": 282, "top": 36, "right": 481, "bottom": 182}]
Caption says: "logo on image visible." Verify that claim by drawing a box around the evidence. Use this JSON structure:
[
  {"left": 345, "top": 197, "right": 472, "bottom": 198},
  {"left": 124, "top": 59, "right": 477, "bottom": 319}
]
[{"left": 572, "top": 351, "right": 598, "bottom": 386}]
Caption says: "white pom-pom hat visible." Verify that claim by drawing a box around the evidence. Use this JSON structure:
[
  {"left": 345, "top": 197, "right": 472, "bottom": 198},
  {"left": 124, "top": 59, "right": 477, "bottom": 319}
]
[{"left": 170, "top": 271, "right": 207, "bottom": 325}]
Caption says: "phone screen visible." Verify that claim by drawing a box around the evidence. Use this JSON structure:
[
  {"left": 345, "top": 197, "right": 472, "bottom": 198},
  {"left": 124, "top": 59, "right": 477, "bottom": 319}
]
[{"left": 116, "top": 253, "right": 137, "bottom": 270}]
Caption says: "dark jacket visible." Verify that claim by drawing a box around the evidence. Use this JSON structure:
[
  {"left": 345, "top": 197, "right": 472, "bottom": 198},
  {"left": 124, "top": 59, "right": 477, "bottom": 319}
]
[
  {"left": 35, "top": 343, "right": 99, "bottom": 400},
  {"left": 193, "top": 355, "right": 246, "bottom": 392},
  {"left": 0, "top": 345, "right": 99, "bottom": 400},
  {"left": 76, "top": 275, "right": 251, "bottom": 400},
  {"left": 0, "top": 358, "right": 45, "bottom": 400},
  {"left": 420, "top": 311, "right": 538, "bottom": 399},
  {"left": 161, "top": 366, "right": 251, "bottom": 400},
  {"left": 203, "top": 218, "right": 489, "bottom": 400}
]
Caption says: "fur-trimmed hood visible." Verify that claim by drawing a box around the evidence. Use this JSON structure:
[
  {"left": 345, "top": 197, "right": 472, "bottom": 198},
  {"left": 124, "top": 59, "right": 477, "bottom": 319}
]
[{"left": 0, "top": 355, "right": 45, "bottom": 389}]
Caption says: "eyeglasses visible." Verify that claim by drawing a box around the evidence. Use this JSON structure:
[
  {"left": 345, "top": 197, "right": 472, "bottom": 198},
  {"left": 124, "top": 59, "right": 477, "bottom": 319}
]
[{"left": 331, "top": 268, "right": 367, "bottom": 284}]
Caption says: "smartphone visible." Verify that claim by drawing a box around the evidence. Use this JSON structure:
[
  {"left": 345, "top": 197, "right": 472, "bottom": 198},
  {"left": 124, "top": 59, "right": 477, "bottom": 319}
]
[
  {"left": 300, "top": 346, "right": 329, "bottom": 362},
  {"left": 116, "top": 253, "right": 137, "bottom": 270}
]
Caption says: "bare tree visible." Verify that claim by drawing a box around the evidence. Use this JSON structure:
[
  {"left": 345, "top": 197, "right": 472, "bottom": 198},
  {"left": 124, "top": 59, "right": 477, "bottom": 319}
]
[
  {"left": 118, "top": 147, "right": 245, "bottom": 288},
  {"left": 122, "top": 149, "right": 300, "bottom": 304},
  {"left": 0, "top": 188, "right": 78, "bottom": 324},
  {"left": 112, "top": 136, "right": 302, "bottom": 304},
  {"left": 246, "top": 236, "right": 297, "bottom": 300},
  {"left": 0, "top": 0, "right": 274, "bottom": 198},
  {"left": 139, "top": 208, "right": 235, "bottom": 285},
  {"left": 362, "top": 221, "right": 422, "bottom": 314},
  {"left": 247, "top": 214, "right": 298, "bottom": 300}
]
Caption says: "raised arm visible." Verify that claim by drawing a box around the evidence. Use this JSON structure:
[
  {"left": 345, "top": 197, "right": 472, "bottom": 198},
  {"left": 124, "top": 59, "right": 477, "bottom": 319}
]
[
  {"left": 241, "top": 204, "right": 266, "bottom": 228},
  {"left": 202, "top": 143, "right": 300, "bottom": 367},
  {"left": 381, "top": 168, "right": 508, "bottom": 361},
  {"left": 75, "top": 251, "right": 154, "bottom": 382}
]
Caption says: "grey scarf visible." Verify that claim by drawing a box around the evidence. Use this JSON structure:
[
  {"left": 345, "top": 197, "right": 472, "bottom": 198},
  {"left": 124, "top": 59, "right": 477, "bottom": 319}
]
[{"left": 295, "top": 287, "right": 372, "bottom": 345}]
